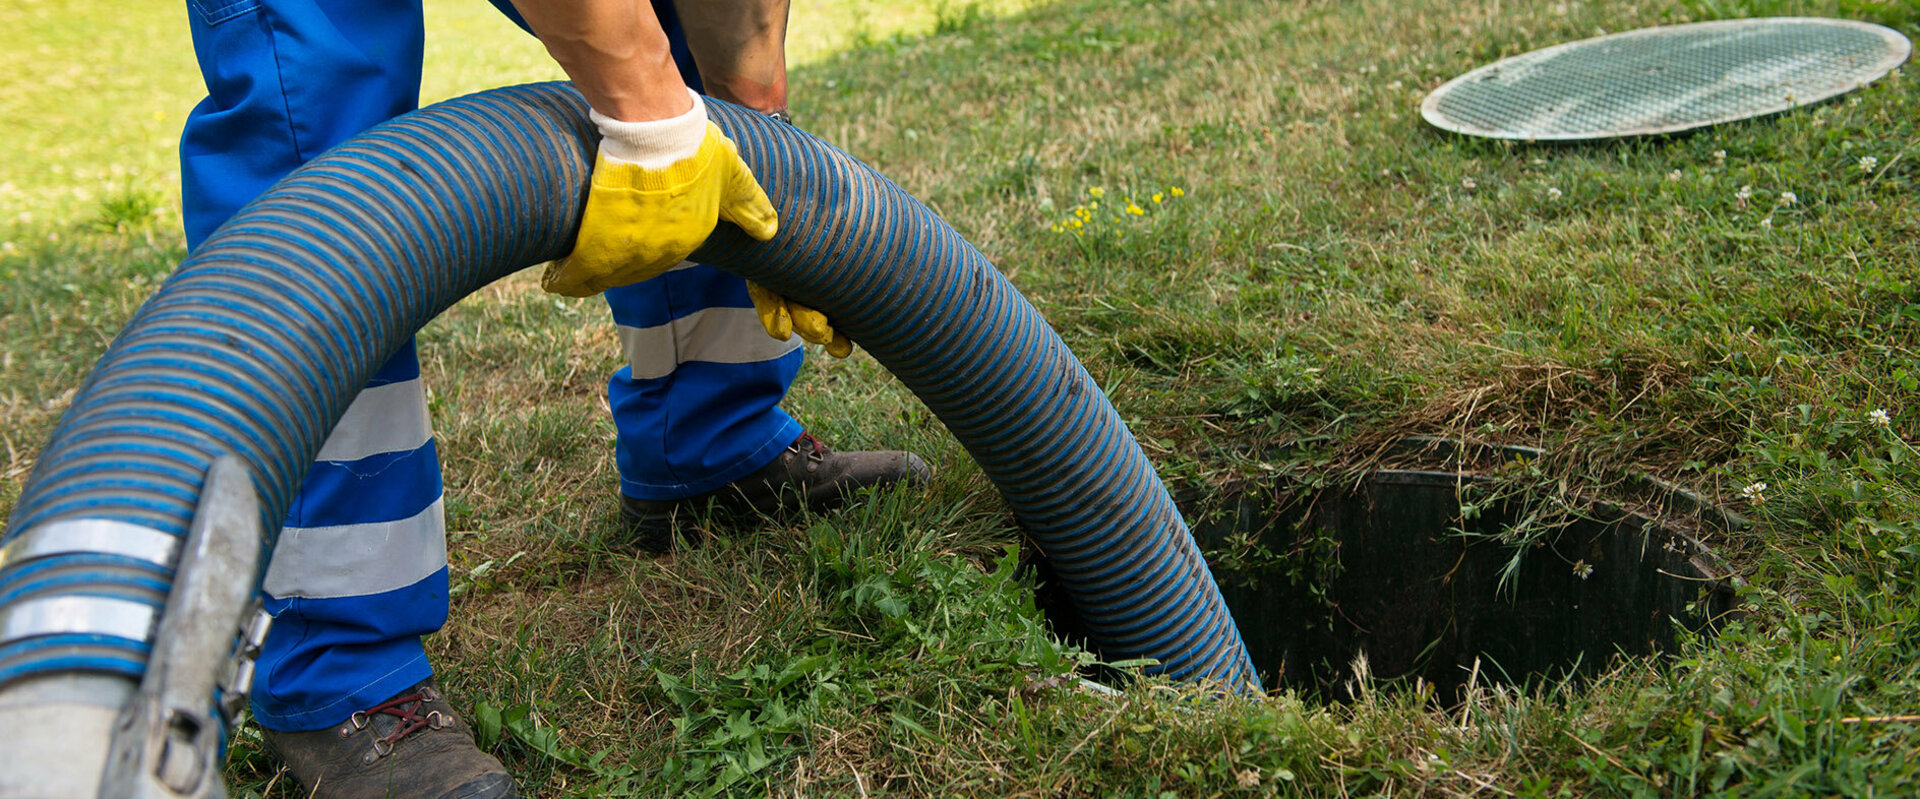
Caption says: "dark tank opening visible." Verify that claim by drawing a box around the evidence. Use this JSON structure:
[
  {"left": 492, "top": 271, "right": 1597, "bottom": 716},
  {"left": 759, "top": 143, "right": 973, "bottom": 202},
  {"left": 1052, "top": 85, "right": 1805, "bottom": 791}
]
[{"left": 1033, "top": 442, "right": 1743, "bottom": 702}]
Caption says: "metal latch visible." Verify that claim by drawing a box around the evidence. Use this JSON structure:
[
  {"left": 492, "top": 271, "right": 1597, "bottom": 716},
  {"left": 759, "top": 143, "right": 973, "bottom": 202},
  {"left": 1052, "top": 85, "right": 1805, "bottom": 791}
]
[{"left": 99, "top": 456, "right": 270, "bottom": 799}]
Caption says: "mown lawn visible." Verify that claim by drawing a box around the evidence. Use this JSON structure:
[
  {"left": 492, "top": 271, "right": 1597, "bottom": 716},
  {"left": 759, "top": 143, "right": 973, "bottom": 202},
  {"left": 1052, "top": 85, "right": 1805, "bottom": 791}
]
[{"left": 4, "top": 0, "right": 1919, "bottom": 796}]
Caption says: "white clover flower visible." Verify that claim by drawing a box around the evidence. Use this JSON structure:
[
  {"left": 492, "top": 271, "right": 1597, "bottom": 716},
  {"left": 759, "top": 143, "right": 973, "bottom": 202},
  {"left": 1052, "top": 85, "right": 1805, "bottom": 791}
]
[
  {"left": 1760, "top": 217, "right": 1773, "bottom": 230},
  {"left": 1869, "top": 408, "right": 1891, "bottom": 427},
  {"left": 1667, "top": 169, "right": 1684, "bottom": 182},
  {"left": 1859, "top": 156, "right": 1879, "bottom": 173},
  {"left": 1779, "top": 192, "right": 1797, "bottom": 206},
  {"left": 1461, "top": 177, "right": 1477, "bottom": 190},
  {"left": 1741, "top": 482, "right": 1768, "bottom": 503},
  {"left": 1736, "top": 185, "right": 1754, "bottom": 200},
  {"left": 1573, "top": 560, "right": 1594, "bottom": 580},
  {"left": 1547, "top": 187, "right": 1562, "bottom": 200},
  {"left": 1713, "top": 150, "right": 1727, "bottom": 164}
]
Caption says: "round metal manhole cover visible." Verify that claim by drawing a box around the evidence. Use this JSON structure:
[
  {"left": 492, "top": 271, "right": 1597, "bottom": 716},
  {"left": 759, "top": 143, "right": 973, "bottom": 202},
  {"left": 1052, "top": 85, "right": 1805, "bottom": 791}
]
[{"left": 1422, "top": 17, "right": 1912, "bottom": 141}]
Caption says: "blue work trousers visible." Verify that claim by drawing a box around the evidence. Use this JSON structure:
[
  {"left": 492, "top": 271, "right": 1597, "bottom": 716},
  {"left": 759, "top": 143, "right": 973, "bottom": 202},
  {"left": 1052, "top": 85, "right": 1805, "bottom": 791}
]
[{"left": 180, "top": 0, "right": 803, "bottom": 731}]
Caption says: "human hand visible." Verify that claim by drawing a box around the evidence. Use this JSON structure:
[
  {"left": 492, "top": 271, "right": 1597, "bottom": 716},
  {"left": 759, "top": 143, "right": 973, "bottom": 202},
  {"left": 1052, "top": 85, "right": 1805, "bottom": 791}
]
[
  {"left": 747, "top": 282, "right": 852, "bottom": 358},
  {"left": 542, "top": 92, "right": 778, "bottom": 297}
]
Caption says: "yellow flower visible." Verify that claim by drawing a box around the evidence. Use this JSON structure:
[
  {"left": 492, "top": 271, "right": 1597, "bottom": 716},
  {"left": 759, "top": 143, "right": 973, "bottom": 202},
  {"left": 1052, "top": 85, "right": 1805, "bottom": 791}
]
[
  {"left": 1152, "top": 192, "right": 1164, "bottom": 204},
  {"left": 1126, "top": 203, "right": 1145, "bottom": 216},
  {"left": 1170, "top": 187, "right": 1185, "bottom": 197},
  {"left": 1088, "top": 187, "right": 1106, "bottom": 198},
  {"left": 1075, "top": 207, "right": 1091, "bottom": 219}
]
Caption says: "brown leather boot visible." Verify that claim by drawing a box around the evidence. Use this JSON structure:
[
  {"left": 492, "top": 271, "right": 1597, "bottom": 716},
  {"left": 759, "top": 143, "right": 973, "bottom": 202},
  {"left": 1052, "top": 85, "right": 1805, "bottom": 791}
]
[
  {"left": 622, "top": 433, "right": 932, "bottom": 552},
  {"left": 261, "top": 680, "right": 517, "bottom": 799}
]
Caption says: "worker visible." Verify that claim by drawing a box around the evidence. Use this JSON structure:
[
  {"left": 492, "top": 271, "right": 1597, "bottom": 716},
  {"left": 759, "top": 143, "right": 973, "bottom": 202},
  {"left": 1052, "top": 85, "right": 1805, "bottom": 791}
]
[{"left": 178, "top": 0, "right": 929, "bottom": 794}]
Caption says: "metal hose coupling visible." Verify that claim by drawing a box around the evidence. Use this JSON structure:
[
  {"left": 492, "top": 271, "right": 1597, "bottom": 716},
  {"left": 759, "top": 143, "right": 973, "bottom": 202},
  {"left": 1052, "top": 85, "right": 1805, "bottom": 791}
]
[{"left": 0, "top": 457, "right": 270, "bottom": 798}]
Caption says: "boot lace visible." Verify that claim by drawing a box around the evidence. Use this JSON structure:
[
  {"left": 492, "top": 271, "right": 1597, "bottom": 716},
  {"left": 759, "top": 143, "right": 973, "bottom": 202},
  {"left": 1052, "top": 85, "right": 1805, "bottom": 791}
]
[
  {"left": 348, "top": 687, "right": 452, "bottom": 758},
  {"left": 788, "top": 433, "right": 829, "bottom": 466}
]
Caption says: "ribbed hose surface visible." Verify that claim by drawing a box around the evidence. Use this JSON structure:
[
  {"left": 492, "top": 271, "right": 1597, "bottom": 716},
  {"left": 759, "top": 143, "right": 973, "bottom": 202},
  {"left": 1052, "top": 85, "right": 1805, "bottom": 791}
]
[{"left": 0, "top": 83, "right": 1257, "bottom": 691}]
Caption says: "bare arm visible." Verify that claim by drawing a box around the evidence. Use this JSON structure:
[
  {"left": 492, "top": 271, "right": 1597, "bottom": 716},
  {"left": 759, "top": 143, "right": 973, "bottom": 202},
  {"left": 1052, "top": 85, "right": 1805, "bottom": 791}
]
[
  {"left": 504, "top": 0, "right": 693, "bottom": 122},
  {"left": 674, "top": 0, "right": 792, "bottom": 113}
]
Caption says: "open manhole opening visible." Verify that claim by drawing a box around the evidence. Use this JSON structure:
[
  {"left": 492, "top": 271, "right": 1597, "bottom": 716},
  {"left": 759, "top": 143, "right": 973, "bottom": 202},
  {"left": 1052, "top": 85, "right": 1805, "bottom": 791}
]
[{"left": 1032, "top": 441, "right": 1744, "bottom": 702}]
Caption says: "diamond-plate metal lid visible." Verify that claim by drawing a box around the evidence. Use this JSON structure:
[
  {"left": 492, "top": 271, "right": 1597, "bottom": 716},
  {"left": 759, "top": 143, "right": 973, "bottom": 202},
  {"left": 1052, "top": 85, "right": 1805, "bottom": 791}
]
[{"left": 1422, "top": 17, "right": 1911, "bottom": 141}]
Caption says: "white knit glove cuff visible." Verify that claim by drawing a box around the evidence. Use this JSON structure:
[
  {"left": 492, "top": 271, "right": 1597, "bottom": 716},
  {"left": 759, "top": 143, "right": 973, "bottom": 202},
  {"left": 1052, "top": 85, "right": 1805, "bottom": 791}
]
[{"left": 590, "top": 88, "right": 707, "bottom": 169}]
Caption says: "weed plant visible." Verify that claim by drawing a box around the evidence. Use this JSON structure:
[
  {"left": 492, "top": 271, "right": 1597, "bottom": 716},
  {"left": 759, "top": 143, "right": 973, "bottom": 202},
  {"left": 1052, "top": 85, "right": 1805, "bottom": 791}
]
[{"left": 4, "top": 0, "right": 1920, "bottom": 795}]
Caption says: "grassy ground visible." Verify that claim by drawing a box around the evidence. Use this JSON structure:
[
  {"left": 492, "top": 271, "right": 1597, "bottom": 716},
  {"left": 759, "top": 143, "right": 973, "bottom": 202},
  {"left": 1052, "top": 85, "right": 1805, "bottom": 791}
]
[
  {"left": 5, "top": 0, "right": 1920, "bottom": 795},
  {"left": 0, "top": 0, "right": 1039, "bottom": 226}
]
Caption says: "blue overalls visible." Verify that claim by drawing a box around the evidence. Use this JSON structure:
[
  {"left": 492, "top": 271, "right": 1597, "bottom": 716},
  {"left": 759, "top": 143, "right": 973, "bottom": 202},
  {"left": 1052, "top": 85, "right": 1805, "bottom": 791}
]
[{"left": 180, "top": 0, "right": 804, "bottom": 731}]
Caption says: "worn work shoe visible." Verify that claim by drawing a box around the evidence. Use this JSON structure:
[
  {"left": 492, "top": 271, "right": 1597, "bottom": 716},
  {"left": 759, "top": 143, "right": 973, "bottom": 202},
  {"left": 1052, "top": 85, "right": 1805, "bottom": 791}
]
[
  {"left": 622, "top": 432, "right": 932, "bottom": 552},
  {"left": 261, "top": 680, "right": 517, "bottom": 799}
]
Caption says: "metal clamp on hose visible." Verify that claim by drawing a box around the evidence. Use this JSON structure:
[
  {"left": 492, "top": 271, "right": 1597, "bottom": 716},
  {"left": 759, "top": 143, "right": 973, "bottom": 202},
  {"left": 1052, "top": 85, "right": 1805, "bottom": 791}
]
[
  {"left": 99, "top": 456, "right": 269, "bottom": 799},
  {"left": 0, "top": 518, "right": 183, "bottom": 573}
]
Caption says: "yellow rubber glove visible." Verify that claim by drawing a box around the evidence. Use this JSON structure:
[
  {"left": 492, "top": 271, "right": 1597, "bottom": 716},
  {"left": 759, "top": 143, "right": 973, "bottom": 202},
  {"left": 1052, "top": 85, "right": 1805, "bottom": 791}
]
[
  {"left": 747, "top": 282, "right": 853, "bottom": 358},
  {"left": 542, "top": 93, "right": 779, "bottom": 298}
]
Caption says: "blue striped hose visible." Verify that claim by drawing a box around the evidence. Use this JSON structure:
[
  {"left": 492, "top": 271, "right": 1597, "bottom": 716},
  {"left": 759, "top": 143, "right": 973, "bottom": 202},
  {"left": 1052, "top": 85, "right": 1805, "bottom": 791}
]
[{"left": 0, "top": 83, "right": 1257, "bottom": 696}]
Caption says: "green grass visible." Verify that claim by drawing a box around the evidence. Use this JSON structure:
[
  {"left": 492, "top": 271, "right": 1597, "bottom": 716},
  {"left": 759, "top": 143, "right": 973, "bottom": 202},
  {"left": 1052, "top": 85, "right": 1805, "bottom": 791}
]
[
  {"left": 6, "top": 0, "right": 1920, "bottom": 795},
  {"left": 0, "top": 0, "right": 1046, "bottom": 231}
]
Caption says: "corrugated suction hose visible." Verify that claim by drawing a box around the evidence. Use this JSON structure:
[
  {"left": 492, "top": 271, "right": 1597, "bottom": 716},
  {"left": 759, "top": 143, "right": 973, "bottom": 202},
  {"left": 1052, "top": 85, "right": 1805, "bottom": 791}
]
[{"left": 0, "top": 83, "right": 1258, "bottom": 696}]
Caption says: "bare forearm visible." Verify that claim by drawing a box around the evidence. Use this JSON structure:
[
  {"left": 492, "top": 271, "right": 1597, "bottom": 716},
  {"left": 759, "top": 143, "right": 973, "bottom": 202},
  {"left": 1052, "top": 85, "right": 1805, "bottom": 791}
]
[
  {"left": 506, "top": 0, "right": 692, "bottom": 121},
  {"left": 675, "top": 0, "right": 792, "bottom": 112}
]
